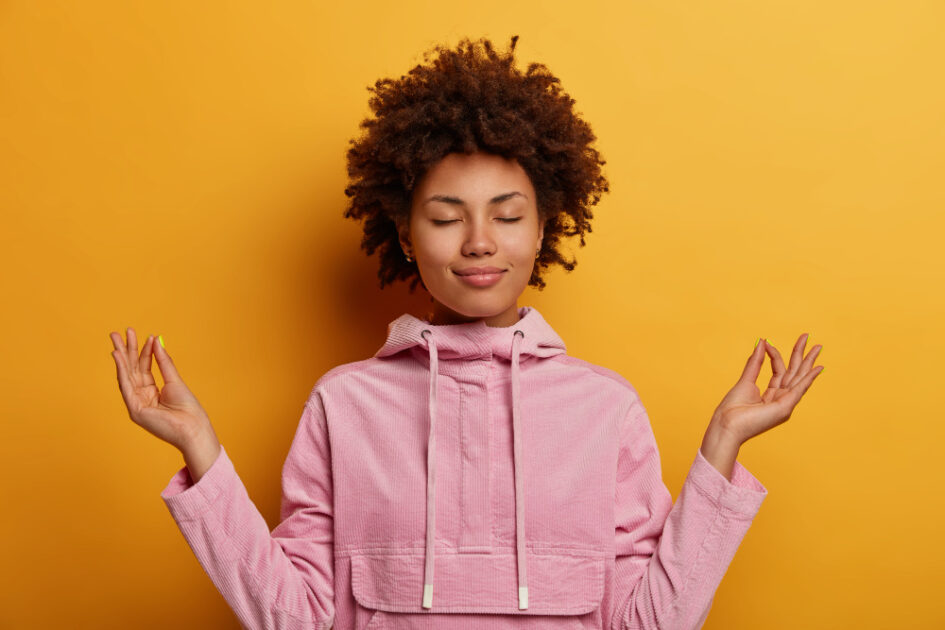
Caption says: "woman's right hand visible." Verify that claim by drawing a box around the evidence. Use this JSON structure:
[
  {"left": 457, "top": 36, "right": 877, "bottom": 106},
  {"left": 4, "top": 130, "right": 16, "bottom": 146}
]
[{"left": 109, "top": 327, "right": 218, "bottom": 456}]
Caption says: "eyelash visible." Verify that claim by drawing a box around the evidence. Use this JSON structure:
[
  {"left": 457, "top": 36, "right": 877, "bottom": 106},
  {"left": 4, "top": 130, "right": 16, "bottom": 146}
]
[{"left": 432, "top": 218, "right": 522, "bottom": 225}]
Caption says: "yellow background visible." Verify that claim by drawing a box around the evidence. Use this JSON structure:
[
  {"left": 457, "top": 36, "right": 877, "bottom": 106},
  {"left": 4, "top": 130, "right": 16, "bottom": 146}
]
[{"left": 2, "top": 1, "right": 942, "bottom": 628}]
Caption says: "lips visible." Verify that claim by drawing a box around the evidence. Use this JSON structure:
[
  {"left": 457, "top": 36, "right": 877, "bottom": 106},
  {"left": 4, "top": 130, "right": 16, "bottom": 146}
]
[
  {"left": 453, "top": 267, "right": 507, "bottom": 287},
  {"left": 453, "top": 266, "right": 507, "bottom": 276}
]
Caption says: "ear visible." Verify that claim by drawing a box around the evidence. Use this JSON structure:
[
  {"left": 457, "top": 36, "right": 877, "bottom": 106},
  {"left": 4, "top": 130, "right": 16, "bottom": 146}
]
[
  {"left": 395, "top": 216, "right": 412, "bottom": 255},
  {"left": 536, "top": 217, "right": 545, "bottom": 251}
]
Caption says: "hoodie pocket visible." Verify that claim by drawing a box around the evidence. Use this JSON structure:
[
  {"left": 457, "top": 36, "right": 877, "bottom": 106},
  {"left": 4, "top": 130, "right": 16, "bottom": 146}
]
[{"left": 351, "top": 553, "right": 604, "bottom": 629}]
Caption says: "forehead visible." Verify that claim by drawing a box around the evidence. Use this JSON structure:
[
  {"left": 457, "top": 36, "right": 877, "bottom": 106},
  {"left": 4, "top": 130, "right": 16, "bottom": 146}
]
[{"left": 415, "top": 151, "right": 534, "bottom": 195}]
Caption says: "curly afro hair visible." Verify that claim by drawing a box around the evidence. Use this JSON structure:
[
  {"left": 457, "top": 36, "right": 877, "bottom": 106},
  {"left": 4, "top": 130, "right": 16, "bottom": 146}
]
[{"left": 343, "top": 35, "right": 609, "bottom": 292}]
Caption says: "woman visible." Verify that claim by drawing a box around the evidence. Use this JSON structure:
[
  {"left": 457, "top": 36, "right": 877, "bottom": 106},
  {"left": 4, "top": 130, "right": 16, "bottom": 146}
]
[{"left": 109, "top": 36, "right": 824, "bottom": 629}]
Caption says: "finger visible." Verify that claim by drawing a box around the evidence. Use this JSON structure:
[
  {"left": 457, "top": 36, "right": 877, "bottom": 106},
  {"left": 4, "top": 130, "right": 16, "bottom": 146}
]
[
  {"left": 762, "top": 340, "right": 787, "bottom": 401},
  {"left": 152, "top": 334, "right": 183, "bottom": 385},
  {"left": 788, "top": 343, "right": 822, "bottom": 389},
  {"left": 126, "top": 327, "right": 138, "bottom": 367},
  {"left": 784, "top": 362, "right": 825, "bottom": 409},
  {"left": 109, "top": 331, "right": 126, "bottom": 353},
  {"left": 112, "top": 329, "right": 139, "bottom": 384},
  {"left": 782, "top": 333, "right": 809, "bottom": 387},
  {"left": 111, "top": 350, "right": 138, "bottom": 414},
  {"left": 110, "top": 338, "right": 127, "bottom": 374},
  {"left": 737, "top": 337, "right": 769, "bottom": 385},
  {"left": 137, "top": 335, "right": 157, "bottom": 386}
]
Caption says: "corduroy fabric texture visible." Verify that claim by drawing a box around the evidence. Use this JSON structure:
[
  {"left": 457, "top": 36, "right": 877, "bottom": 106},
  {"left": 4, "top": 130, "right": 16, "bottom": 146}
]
[{"left": 162, "top": 306, "right": 767, "bottom": 629}]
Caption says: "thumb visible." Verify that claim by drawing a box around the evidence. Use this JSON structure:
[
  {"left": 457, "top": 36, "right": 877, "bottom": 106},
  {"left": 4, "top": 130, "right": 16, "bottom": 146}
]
[
  {"left": 736, "top": 337, "right": 767, "bottom": 386},
  {"left": 152, "top": 335, "right": 183, "bottom": 385}
]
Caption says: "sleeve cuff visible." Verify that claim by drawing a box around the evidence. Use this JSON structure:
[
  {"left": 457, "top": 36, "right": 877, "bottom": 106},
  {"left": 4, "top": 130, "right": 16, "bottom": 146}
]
[
  {"left": 690, "top": 447, "right": 768, "bottom": 517},
  {"left": 160, "top": 444, "right": 232, "bottom": 521}
]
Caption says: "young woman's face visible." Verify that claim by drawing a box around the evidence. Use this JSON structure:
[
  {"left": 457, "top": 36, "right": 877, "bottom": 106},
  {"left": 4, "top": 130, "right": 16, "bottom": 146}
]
[{"left": 399, "top": 151, "right": 545, "bottom": 328}]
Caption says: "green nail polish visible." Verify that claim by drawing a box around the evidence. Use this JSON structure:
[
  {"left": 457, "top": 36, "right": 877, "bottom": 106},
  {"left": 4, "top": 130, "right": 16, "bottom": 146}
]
[
  {"left": 754, "top": 338, "right": 760, "bottom": 349},
  {"left": 158, "top": 335, "right": 165, "bottom": 348}
]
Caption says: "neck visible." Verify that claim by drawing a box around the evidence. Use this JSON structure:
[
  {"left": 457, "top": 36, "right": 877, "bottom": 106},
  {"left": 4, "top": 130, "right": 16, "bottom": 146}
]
[{"left": 425, "top": 301, "right": 522, "bottom": 328}]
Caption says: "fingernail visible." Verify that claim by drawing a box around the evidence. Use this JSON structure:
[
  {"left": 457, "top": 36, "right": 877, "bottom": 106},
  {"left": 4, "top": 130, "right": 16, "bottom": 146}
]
[
  {"left": 158, "top": 335, "right": 165, "bottom": 348},
  {"left": 754, "top": 337, "right": 760, "bottom": 349}
]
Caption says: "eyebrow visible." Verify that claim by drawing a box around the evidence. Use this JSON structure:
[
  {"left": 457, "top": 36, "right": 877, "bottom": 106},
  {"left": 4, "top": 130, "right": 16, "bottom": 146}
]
[{"left": 423, "top": 191, "right": 527, "bottom": 206}]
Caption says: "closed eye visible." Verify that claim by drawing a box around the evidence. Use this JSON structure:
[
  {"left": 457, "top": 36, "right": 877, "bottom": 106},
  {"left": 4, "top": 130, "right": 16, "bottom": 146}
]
[{"left": 431, "top": 218, "right": 523, "bottom": 225}]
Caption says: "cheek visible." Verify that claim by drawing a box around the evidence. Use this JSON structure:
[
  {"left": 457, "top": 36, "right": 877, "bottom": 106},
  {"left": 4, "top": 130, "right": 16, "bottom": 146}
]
[
  {"left": 412, "top": 230, "right": 454, "bottom": 267},
  {"left": 421, "top": 240, "right": 455, "bottom": 264},
  {"left": 500, "top": 233, "right": 538, "bottom": 261}
]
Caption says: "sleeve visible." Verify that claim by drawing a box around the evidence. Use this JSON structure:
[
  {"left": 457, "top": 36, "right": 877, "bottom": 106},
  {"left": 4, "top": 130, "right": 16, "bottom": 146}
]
[
  {"left": 610, "top": 397, "right": 768, "bottom": 630},
  {"left": 160, "top": 392, "right": 335, "bottom": 630}
]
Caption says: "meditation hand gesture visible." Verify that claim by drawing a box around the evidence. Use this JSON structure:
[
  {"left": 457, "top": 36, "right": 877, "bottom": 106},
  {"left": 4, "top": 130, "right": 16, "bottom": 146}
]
[
  {"left": 700, "top": 334, "right": 825, "bottom": 479},
  {"left": 109, "top": 327, "right": 221, "bottom": 480}
]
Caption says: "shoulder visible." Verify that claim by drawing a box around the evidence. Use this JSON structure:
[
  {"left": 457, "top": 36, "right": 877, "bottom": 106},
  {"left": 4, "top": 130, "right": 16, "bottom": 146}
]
[
  {"left": 303, "top": 356, "right": 391, "bottom": 404},
  {"left": 547, "top": 354, "right": 643, "bottom": 402}
]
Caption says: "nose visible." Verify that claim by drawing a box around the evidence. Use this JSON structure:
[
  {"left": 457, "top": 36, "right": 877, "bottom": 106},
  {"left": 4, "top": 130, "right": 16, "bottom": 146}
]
[{"left": 460, "top": 217, "right": 496, "bottom": 257}]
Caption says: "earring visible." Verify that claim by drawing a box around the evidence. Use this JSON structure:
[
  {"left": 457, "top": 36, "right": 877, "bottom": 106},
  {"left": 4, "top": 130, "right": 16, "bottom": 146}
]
[{"left": 405, "top": 252, "right": 413, "bottom": 262}]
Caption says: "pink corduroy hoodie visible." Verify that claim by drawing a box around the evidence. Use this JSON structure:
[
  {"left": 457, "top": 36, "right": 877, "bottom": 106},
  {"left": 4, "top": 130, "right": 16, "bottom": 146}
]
[{"left": 161, "top": 306, "right": 768, "bottom": 629}]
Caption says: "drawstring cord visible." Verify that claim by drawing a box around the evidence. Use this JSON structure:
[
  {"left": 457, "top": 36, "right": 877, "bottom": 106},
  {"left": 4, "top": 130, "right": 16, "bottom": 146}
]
[
  {"left": 420, "top": 328, "right": 529, "bottom": 610},
  {"left": 511, "top": 329, "right": 529, "bottom": 609},
  {"left": 421, "top": 329, "right": 438, "bottom": 609}
]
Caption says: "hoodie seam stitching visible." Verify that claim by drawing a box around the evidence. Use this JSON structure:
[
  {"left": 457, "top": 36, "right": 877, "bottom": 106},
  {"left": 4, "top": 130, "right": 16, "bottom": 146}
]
[
  {"left": 488, "top": 360, "right": 498, "bottom": 551},
  {"left": 335, "top": 546, "right": 606, "bottom": 557},
  {"left": 458, "top": 380, "right": 467, "bottom": 549}
]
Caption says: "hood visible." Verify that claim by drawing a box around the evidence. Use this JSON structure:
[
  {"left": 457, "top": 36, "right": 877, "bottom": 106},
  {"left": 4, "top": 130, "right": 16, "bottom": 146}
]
[
  {"left": 375, "top": 305, "right": 567, "bottom": 361},
  {"left": 373, "top": 306, "right": 566, "bottom": 611}
]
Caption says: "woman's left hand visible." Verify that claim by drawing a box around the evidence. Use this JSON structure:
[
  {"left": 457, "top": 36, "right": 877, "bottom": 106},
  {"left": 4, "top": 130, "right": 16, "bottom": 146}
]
[{"left": 710, "top": 333, "right": 825, "bottom": 447}]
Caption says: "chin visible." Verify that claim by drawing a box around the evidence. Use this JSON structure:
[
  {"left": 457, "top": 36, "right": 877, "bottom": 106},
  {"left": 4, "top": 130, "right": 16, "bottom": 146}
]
[{"left": 438, "top": 295, "right": 515, "bottom": 320}]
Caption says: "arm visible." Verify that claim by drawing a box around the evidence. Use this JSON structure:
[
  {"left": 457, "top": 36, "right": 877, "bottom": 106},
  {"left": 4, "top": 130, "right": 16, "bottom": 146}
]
[
  {"left": 610, "top": 399, "right": 767, "bottom": 630},
  {"left": 611, "top": 333, "right": 823, "bottom": 629},
  {"left": 161, "top": 393, "right": 335, "bottom": 630}
]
